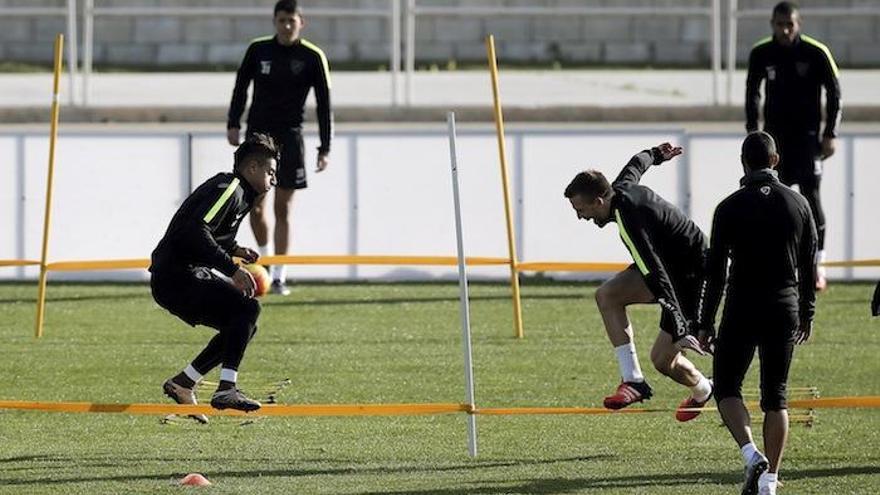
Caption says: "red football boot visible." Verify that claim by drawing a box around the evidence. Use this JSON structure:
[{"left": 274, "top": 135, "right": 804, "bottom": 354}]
[
  {"left": 675, "top": 382, "right": 714, "bottom": 422},
  {"left": 603, "top": 381, "right": 653, "bottom": 410}
]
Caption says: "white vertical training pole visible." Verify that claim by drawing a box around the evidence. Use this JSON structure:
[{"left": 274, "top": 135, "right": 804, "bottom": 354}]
[{"left": 447, "top": 111, "right": 478, "bottom": 457}]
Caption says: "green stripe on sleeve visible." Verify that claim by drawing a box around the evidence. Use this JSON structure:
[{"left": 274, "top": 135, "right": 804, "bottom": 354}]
[
  {"left": 801, "top": 35, "right": 840, "bottom": 78},
  {"left": 203, "top": 178, "right": 240, "bottom": 224},
  {"left": 615, "top": 209, "right": 650, "bottom": 275},
  {"left": 300, "top": 38, "right": 332, "bottom": 89}
]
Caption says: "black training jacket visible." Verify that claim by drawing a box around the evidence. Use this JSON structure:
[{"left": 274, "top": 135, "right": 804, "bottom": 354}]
[
  {"left": 227, "top": 36, "right": 333, "bottom": 154},
  {"left": 746, "top": 34, "right": 841, "bottom": 138},
  {"left": 150, "top": 172, "right": 258, "bottom": 277},
  {"left": 700, "top": 169, "right": 818, "bottom": 328},
  {"left": 610, "top": 151, "right": 709, "bottom": 340}
]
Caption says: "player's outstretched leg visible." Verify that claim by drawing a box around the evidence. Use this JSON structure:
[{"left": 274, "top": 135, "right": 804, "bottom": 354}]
[{"left": 595, "top": 268, "right": 656, "bottom": 410}]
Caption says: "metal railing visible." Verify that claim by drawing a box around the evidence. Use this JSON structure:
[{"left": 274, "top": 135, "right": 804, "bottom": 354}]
[
  {"left": 404, "top": 0, "right": 723, "bottom": 106},
  {"left": 0, "top": 0, "right": 79, "bottom": 106},
  {"left": 81, "top": 0, "right": 402, "bottom": 106},
  {"left": 726, "top": 1, "right": 880, "bottom": 104}
]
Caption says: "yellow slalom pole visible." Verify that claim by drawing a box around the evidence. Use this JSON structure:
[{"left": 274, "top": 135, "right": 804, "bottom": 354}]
[
  {"left": 486, "top": 34, "right": 524, "bottom": 339},
  {"left": 35, "top": 33, "right": 64, "bottom": 339}
]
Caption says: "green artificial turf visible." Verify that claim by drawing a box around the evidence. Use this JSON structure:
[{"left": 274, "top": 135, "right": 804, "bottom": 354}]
[{"left": 0, "top": 281, "right": 877, "bottom": 494}]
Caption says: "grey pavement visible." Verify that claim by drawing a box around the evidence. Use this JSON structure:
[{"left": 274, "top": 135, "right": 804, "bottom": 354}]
[{"left": 2, "top": 69, "right": 879, "bottom": 109}]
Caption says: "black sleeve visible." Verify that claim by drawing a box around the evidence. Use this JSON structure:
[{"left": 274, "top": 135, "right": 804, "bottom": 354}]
[
  {"left": 699, "top": 203, "right": 730, "bottom": 328},
  {"left": 611, "top": 151, "right": 654, "bottom": 190},
  {"left": 227, "top": 44, "right": 256, "bottom": 130},
  {"left": 175, "top": 190, "right": 241, "bottom": 277},
  {"left": 818, "top": 47, "right": 842, "bottom": 138},
  {"left": 615, "top": 204, "right": 690, "bottom": 339},
  {"left": 312, "top": 51, "right": 333, "bottom": 154},
  {"left": 798, "top": 204, "right": 818, "bottom": 322},
  {"left": 745, "top": 48, "right": 764, "bottom": 133}
]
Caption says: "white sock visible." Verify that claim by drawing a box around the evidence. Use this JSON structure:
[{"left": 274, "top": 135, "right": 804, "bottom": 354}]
[
  {"left": 741, "top": 442, "right": 759, "bottom": 464},
  {"left": 272, "top": 264, "right": 287, "bottom": 283},
  {"left": 690, "top": 375, "right": 712, "bottom": 402},
  {"left": 257, "top": 244, "right": 269, "bottom": 258},
  {"left": 219, "top": 368, "right": 238, "bottom": 384},
  {"left": 183, "top": 364, "right": 202, "bottom": 383},
  {"left": 758, "top": 472, "right": 778, "bottom": 488},
  {"left": 614, "top": 341, "right": 644, "bottom": 383}
]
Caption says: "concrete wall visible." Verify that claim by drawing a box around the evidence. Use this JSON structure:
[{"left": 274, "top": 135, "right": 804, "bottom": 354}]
[
  {"left": 1, "top": 125, "right": 878, "bottom": 282},
  {"left": 1, "top": 0, "right": 877, "bottom": 68}
]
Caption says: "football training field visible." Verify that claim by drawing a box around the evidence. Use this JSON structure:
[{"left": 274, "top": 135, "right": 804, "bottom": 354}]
[{"left": 1, "top": 281, "right": 878, "bottom": 494}]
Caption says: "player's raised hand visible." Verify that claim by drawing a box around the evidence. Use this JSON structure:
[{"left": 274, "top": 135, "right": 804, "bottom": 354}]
[
  {"left": 651, "top": 143, "right": 683, "bottom": 164},
  {"left": 232, "top": 266, "right": 256, "bottom": 298}
]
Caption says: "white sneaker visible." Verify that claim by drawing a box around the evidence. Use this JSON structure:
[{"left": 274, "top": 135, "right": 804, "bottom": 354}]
[
  {"left": 742, "top": 452, "right": 769, "bottom": 495},
  {"left": 758, "top": 472, "right": 777, "bottom": 495},
  {"left": 758, "top": 485, "right": 776, "bottom": 495}
]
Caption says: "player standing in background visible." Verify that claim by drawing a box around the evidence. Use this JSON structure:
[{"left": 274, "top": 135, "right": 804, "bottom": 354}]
[
  {"left": 152, "top": 133, "right": 279, "bottom": 420},
  {"left": 699, "top": 132, "right": 817, "bottom": 495},
  {"left": 564, "top": 143, "right": 713, "bottom": 421},
  {"left": 746, "top": 1, "right": 840, "bottom": 290},
  {"left": 227, "top": 0, "right": 333, "bottom": 295}
]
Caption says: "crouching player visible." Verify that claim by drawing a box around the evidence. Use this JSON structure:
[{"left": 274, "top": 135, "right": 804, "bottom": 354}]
[
  {"left": 150, "top": 133, "right": 278, "bottom": 421},
  {"left": 564, "top": 143, "right": 713, "bottom": 421}
]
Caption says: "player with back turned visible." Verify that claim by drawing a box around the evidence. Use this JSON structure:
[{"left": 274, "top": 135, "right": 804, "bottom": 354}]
[{"left": 699, "top": 131, "right": 817, "bottom": 495}]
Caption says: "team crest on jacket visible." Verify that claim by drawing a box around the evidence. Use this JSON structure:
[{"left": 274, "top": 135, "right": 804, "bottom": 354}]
[
  {"left": 289, "top": 60, "right": 304, "bottom": 75},
  {"left": 760, "top": 186, "right": 771, "bottom": 195},
  {"left": 260, "top": 61, "right": 271, "bottom": 75},
  {"left": 796, "top": 62, "right": 810, "bottom": 77},
  {"left": 766, "top": 66, "right": 776, "bottom": 80}
]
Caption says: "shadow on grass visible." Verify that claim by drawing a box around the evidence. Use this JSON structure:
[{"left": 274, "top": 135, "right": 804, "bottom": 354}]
[
  {"left": 0, "top": 455, "right": 607, "bottom": 486},
  {"left": 354, "top": 465, "right": 880, "bottom": 494},
  {"left": 1, "top": 460, "right": 877, "bottom": 490}
]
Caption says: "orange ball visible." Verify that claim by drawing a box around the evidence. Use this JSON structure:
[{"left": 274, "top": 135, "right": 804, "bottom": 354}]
[
  {"left": 242, "top": 264, "right": 271, "bottom": 297},
  {"left": 179, "top": 473, "right": 211, "bottom": 486}
]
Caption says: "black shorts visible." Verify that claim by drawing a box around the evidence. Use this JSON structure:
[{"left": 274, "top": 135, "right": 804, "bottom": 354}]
[
  {"left": 713, "top": 298, "right": 798, "bottom": 411},
  {"left": 768, "top": 130, "right": 821, "bottom": 187},
  {"left": 247, "top": 127, "right": 306, "bottom": 190},
  {"left": 150, "top": 267, "right": 260, "bottom": 330},
  {"left": 655, "top": 267, "right": 703, "bottom": 337}
]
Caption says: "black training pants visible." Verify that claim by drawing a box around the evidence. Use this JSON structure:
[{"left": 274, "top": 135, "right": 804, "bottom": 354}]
[
  {"left": 713, "top": 296, "right": 798, "bottom": 412},
  {"left": 151, "top": 267, "right": 261, "bottom": 375}
]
